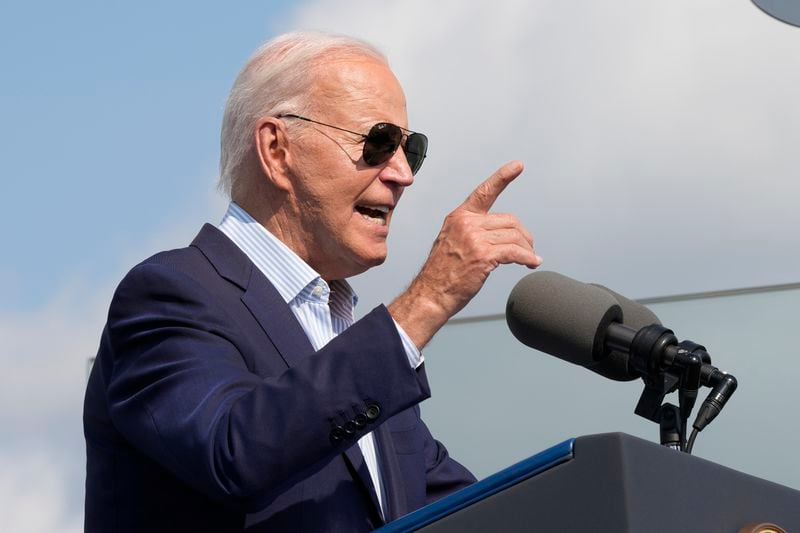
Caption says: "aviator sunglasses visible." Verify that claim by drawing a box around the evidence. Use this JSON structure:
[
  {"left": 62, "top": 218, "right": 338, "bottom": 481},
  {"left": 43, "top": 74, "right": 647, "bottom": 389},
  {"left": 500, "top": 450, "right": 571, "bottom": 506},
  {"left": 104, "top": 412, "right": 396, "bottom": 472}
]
[{"left": 279, "top": 114, "right": 428, "bottom": 175}]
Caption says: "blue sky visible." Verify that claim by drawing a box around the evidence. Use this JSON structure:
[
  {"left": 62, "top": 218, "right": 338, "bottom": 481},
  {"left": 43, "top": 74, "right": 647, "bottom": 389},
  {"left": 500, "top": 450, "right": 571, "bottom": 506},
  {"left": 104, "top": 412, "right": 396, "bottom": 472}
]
[
  {"left": 2, "top": 1, "right": 799, "bottom": 531},
  {"left": 1, "top": 1, "right": 292, "bottom": 312}
]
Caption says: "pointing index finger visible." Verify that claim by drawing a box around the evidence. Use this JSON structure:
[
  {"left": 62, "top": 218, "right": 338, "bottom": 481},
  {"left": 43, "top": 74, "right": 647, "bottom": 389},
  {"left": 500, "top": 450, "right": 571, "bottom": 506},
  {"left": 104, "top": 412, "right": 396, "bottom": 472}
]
[{"left": 460, "top": 160, "right": 524, "bottom": 214}]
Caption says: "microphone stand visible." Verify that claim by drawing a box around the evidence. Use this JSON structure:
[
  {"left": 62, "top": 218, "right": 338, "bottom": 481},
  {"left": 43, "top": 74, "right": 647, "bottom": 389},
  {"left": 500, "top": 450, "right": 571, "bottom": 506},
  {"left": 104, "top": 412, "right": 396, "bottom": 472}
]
[
  {"left": 607, "top": 324, "right": 715, "bottom": 453},
  {"left": 658, "top": 403, "right": 682, "bottom": 450}
]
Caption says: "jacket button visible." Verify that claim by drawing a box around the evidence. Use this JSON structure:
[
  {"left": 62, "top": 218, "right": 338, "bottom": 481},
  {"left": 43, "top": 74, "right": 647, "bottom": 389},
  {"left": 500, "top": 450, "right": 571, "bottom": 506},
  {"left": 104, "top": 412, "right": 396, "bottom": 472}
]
[
  {"left": 343, "top": 420, "right": 357, "bottom": 437},
  {"left": 365, "top": 404, "right": 381, "bottom": 421},
  {"left": 330, "top": 426, "right": 345, "bottom": 443},
  {"left": 354, "top": 413, "right": 368, "bottom": 428}
]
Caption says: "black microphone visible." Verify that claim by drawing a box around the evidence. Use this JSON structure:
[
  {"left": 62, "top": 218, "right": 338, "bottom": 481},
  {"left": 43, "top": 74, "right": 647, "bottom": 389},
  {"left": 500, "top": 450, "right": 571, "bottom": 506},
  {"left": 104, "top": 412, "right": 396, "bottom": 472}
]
[
  {"left": 506, "top": 271, "right": 664, "bottom": 380},
  {"left": 506, "top": 271, "right": 733, "bottom": 390}
]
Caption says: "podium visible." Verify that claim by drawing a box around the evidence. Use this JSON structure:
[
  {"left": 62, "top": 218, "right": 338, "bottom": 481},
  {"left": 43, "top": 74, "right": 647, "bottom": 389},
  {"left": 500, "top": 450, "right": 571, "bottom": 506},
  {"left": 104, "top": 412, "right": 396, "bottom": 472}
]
[{"left": 378, "top": 432, "right": 800, "bottom": 532}]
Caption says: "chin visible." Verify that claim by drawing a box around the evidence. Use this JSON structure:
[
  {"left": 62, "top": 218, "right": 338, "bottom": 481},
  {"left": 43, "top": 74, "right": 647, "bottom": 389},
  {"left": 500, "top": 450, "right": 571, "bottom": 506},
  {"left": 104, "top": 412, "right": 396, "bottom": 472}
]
[
  {"left": 359, "top": 252, "right": 388, "bottom": 271},
  {"left": 348, "top": 249, "right": 388, "bottom": 277},
  {"left": 368, "top": 254, "right": 387, "bottom": 267}
]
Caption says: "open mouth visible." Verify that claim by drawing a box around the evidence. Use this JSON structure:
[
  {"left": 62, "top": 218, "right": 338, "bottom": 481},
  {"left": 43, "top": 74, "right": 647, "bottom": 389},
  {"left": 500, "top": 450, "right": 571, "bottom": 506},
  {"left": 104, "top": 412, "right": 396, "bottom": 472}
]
[{"left": 355, "top": 204, "right": 390, "bottom": 226}]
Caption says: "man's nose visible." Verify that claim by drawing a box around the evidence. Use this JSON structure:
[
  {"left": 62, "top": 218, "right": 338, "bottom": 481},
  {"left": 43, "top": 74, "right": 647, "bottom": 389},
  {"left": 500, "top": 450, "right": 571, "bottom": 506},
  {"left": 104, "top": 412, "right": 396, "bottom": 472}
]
[{"left": 379, "top": 148, "right": 415, "bottom": 187}]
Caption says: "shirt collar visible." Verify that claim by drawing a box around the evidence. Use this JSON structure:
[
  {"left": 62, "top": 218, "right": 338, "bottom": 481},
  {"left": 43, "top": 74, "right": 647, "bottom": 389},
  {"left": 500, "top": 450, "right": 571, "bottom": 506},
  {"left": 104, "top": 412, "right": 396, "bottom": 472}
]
[{"left": 218, "top": 202, "right": 358, "bottom": 309}]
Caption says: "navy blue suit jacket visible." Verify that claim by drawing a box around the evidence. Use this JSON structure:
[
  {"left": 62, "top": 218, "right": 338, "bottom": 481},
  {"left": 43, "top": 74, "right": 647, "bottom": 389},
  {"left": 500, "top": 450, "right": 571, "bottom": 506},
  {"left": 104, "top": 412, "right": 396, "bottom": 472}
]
[{"left": 83, "top": 224, "right": 475, "bottom": 532}]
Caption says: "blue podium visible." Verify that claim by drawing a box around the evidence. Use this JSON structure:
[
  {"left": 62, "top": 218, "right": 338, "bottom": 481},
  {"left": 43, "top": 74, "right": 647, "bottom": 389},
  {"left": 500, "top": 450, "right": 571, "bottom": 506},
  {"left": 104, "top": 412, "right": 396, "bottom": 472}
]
[{"left": 377, "top": 432, "right": 800, "bottom": 532}]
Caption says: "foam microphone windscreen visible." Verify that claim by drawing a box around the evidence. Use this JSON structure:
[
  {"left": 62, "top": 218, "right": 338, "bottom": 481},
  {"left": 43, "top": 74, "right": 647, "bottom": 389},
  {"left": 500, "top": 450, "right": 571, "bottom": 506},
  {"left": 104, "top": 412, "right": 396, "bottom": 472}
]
[
  {"left": 588, "top": 284, "right": 662, "bottom": 381},
  {"left": 506, "top": 271, "right": 623, "bottom": 367}
]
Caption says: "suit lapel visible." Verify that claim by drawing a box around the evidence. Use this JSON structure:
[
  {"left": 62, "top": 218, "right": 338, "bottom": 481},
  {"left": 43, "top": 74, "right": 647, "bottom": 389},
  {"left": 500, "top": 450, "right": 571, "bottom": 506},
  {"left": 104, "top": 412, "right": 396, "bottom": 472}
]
[
  {"left": 191, "top": 224, "right": 384, "bottom": 517},
  {"left": 240, "top": 268, "right": 315, "bottom": 368},
  {"left": 191, "top": 224, "right": 315, "bottom": 367}
]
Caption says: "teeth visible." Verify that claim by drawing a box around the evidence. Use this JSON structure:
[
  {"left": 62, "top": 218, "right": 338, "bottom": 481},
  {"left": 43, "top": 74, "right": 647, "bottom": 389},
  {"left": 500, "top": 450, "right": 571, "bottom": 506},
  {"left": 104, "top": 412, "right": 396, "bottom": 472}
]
[
  {"left": 358, "top": 205, "right": 390, "bottom": 214},
  {"left": 355, "top": 204, "right": 391, "bottom": 226},
  {"left": 359, "top": 212, "right": 386, "bottom": 225}
]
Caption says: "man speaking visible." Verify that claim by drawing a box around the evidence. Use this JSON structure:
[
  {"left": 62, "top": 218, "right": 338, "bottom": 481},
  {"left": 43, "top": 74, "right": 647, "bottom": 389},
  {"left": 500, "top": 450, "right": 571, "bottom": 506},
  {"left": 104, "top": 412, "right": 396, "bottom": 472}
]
[{"left": 83, "top": 31, "right": 541, "bottom": 532}]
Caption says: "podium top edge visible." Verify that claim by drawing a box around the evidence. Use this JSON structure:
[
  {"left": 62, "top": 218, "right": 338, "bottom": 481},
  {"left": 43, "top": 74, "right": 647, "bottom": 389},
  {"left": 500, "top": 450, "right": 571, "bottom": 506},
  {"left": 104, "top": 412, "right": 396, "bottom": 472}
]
[{"left": 377, "top": 437, "right": 575, "bottom": 532}]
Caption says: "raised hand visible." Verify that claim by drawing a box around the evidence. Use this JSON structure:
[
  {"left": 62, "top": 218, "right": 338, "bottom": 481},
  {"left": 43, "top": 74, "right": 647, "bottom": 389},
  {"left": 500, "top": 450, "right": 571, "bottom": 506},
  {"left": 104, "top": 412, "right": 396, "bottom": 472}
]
[{"left": 389, "top": 161, "right": 542, "bottom": 349}]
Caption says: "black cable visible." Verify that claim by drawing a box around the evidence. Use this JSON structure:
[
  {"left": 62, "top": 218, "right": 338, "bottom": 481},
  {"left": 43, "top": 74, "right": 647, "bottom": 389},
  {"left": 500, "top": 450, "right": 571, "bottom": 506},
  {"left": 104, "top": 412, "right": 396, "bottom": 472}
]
[{"left": 686, "top": 428, "right": 699, "bottom": 454}]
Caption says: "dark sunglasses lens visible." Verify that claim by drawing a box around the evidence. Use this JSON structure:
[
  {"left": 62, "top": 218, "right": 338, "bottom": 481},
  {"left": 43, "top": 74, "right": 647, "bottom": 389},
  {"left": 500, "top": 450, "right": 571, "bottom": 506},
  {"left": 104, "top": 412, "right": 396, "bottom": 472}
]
[
  {"left": 363, "top": 124, "right": 428, "bottom": 175},
  {"left": 404, "top": 133, "right": 428, "bottom": 175},
  {"left": 363, "top": 123, "right": 403, "bottom": 166}
]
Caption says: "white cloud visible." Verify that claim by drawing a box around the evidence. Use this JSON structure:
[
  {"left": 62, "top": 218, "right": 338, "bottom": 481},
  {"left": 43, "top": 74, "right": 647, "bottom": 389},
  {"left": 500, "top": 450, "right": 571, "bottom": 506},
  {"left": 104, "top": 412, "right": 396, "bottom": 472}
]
[
  {"left": 0, "top": 281, "right": 103, "bottom": 532},
  {"left": 0, "top": 449, "right": 83, "bottom": 533}
]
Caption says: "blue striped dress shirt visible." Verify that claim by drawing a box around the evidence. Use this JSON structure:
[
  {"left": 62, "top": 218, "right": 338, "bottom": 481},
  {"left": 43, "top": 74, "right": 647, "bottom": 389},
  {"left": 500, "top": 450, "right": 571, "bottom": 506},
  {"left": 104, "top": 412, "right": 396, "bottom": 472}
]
[{"left": 218, "top": 201, "right": 422, "bottom": 517}]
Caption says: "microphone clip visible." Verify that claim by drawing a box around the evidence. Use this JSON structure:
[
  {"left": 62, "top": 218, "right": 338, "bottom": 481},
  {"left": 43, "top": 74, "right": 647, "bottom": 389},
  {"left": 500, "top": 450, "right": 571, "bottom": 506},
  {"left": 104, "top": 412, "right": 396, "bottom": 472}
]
[{"left": 624, "top": 324, "right": 682, "bottom": 423}]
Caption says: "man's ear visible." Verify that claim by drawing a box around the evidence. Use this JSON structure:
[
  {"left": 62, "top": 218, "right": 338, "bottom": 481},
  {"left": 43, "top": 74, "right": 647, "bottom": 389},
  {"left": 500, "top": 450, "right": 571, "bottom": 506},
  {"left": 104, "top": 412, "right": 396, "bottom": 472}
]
[{"left": 254, "top": 117, "right": 293, "bottom": 192}]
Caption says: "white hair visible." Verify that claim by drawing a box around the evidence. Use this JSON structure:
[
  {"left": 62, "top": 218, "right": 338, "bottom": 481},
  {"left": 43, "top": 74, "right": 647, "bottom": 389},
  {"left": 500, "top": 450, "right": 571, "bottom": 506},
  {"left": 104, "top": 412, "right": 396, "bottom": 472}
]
[{"left": 218, "top": 31, "right": 388, "bottom": 197}]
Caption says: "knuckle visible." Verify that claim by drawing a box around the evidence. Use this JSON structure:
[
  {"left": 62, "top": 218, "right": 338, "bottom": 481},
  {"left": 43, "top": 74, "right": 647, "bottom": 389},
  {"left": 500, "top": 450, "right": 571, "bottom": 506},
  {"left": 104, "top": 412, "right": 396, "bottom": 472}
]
[
  {"left": 465, "top": 233, "right": 482, "bottom": 250},
  {"left": 453, "top": 216, "right": 473, "bottom": 233}
]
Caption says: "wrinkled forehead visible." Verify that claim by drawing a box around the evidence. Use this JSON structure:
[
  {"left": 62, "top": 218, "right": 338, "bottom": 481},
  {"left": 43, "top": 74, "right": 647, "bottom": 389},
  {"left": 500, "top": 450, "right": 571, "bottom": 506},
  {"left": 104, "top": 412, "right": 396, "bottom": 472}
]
[{"left": 307, "top": 55, "right": 408, "bottom": 127}]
